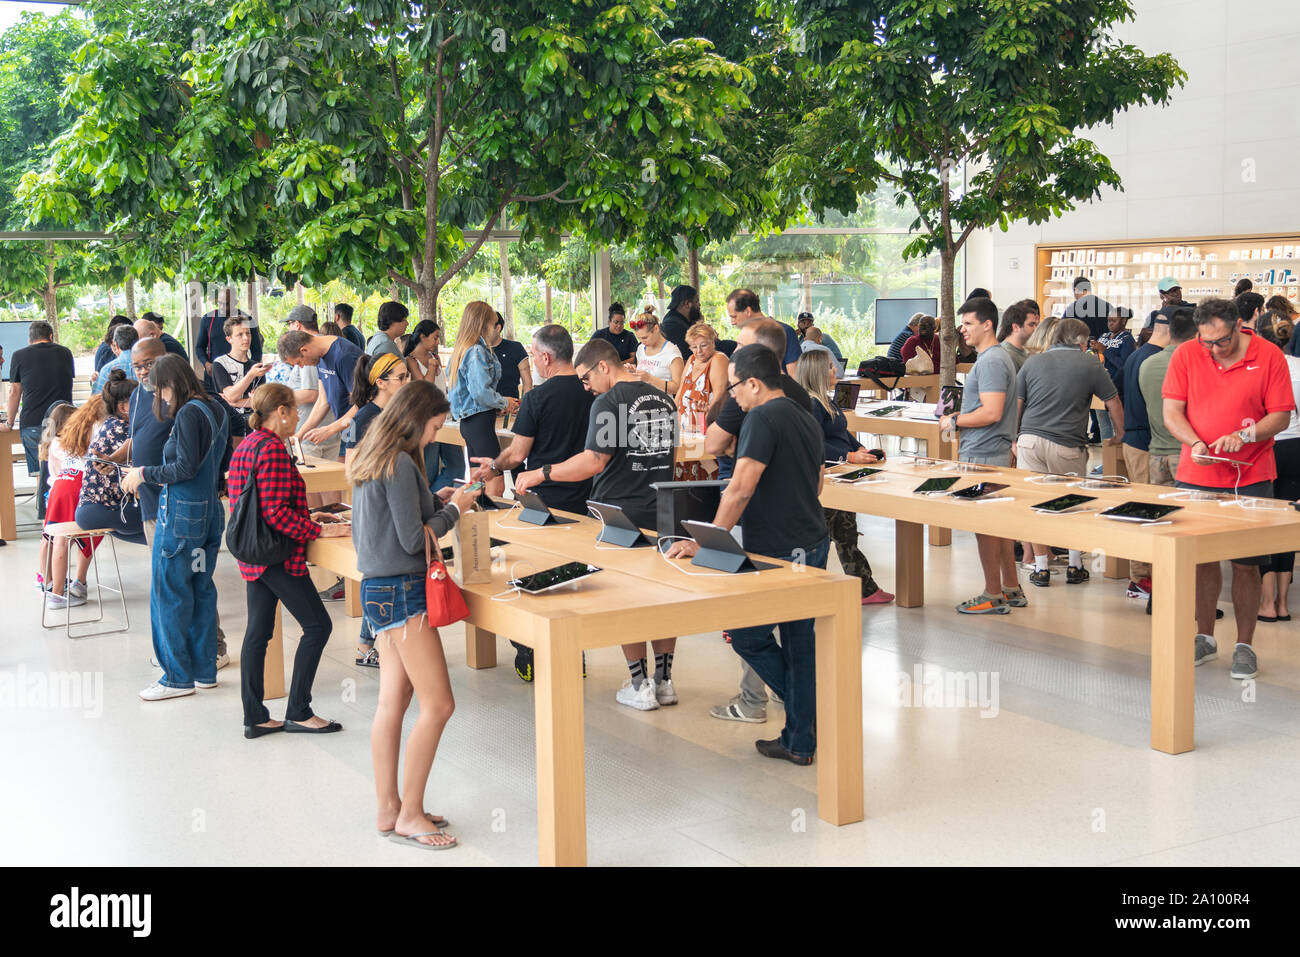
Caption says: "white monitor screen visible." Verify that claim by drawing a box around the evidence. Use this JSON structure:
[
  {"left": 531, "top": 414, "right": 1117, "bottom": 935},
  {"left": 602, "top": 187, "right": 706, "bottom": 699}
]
[{"left": 875, "top": 298, "right": 938, "bottom": 345}]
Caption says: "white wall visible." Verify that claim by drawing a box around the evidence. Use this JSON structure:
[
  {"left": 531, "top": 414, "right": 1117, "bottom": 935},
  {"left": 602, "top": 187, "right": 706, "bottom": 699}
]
[{"left": 970, "top": 0, "right": 1300, "bottom": 306}]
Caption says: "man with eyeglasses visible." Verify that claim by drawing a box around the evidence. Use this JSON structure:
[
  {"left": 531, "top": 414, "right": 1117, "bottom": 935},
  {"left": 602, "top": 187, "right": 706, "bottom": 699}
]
[
  {"left": 1162, "top": 297, "right": 1295, "bottom": 680},
  {"left": 514, "top": 337, "right": 678, "bottom": 712},
  {"left": 666, "top": 345, "right": 829, "bottom": 766}
]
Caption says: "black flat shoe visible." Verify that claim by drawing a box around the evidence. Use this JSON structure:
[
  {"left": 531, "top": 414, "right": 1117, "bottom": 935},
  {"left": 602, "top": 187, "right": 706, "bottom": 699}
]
[
  {"left": 1279, "top": 614, "right": 1292, "bottom": 622},
  {"left": 244, "top": 723, "right": 284, "bottom": 739},
  {"left": 1258, "top": 615, "right": 1278, "bottom": 623},
  {"left": 284, "top": 718, "right": 343, "bottom": 734},
  {"left": 755, "top": 738, "right": 813, "bottom": 766}
]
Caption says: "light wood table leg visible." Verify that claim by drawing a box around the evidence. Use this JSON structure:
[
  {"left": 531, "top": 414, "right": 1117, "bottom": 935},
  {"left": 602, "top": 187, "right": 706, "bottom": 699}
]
[
  {"left": 345, "top": 578, "right": 361, "bottom": 618},
  {"left": 533, "top": 622, "right": 586, "bottom": 866},
  {"left": 927, "top": 431, "right": 955, "bottom": 546},
  {"left": 895, "top": 519, "right": 925, "bottom": 607},
  {"left": 0, "top": 443, "right": 16, "bottom": 541},
  {"left": 1103, "top": 443, "right": 1131, "bottom": 580},
  {"left": 815, "top": 584, "right": 865, "bottom": 826},
  {"left": 1149, "top": 537, "right": 1195, "bottom": 754},
  {"left": 465, "top": 624, "right": 497, "bottom": 669},
  {"left": 264, "top": 604, "right": 286, "bottom": 700}
]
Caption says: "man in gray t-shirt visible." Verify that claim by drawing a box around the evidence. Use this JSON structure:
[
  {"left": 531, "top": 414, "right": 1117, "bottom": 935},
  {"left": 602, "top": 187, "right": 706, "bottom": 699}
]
[
  {"left": 1015, "top": 317, "right": 1125, "bottom": 587},
  {"left": 941, "top": 298, "right": 1024, "bottom": 615}
]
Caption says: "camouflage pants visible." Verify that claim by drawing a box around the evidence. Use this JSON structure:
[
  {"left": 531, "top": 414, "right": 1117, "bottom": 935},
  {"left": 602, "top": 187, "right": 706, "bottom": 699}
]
[{"left": 826, "top": 508, "right": 880, "bottom": 597}]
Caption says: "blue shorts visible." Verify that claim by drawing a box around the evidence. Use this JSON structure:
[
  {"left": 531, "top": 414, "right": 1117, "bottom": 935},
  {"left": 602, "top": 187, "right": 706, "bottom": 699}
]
[{"left": 360, "top": 573, "right": 428, "bottom": 636}]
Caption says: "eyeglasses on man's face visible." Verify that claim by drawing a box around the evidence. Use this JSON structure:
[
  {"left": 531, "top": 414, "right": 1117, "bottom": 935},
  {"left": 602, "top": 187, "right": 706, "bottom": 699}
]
[
  {"left": 132, "top": 358, "right": 158, "bottom": 376},
  {"left": 726, "top": 376, "right": 752, "bottom": 394},
  {"left": 1198, "top": 329, "right": 1234, "bottom": 349}
]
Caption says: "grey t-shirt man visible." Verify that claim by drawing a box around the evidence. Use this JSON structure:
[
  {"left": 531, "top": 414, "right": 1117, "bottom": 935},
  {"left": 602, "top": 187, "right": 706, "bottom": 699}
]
[
  {"left": 958, "top": 343, "right": 1019, "bottom": 460},
  {"left": 367, "top": 332, "right": 401, "bottom": 359},
  {"left": 999, "top": 341, "right": 1027, "bottom": 372},
  {"left": 1016, "top": 344, "right": 1118, "bottom": 448}
]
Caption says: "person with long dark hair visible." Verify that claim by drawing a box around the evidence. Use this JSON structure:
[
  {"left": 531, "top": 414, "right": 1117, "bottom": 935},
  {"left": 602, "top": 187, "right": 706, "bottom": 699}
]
[
  {"left": 227, "top": 383, "right": 342, "bottom": 738},
  {"left": 122, "top": 355, "right": 230, "bottom": 701}
]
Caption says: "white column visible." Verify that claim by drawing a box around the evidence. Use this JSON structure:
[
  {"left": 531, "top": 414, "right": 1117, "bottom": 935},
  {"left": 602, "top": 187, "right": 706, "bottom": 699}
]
[{"left": 592, "top": 247, "right": 611, "bottom": 330}]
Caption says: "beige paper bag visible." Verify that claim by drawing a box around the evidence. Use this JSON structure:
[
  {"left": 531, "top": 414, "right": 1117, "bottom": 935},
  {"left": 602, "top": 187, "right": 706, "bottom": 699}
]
[{"left": 451, "top": 507, "right": 493, "bottom": 584}]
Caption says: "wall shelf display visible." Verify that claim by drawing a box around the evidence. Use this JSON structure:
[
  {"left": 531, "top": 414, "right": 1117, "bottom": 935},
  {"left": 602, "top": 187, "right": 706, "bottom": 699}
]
[{"left": 1035, "top": 234, "right": 1300, "bottom": 321}]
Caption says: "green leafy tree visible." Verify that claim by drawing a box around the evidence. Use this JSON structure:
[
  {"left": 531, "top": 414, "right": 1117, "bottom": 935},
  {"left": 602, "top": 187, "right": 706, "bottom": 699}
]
[{"left": 771, "top": 0, "right": 1186, "bottom": 383}]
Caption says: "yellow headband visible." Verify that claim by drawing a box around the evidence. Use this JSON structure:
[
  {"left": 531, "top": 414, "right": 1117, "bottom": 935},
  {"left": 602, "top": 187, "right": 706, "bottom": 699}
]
[{"left": 369, "top": 353, "right": 402, "bottom": 384}]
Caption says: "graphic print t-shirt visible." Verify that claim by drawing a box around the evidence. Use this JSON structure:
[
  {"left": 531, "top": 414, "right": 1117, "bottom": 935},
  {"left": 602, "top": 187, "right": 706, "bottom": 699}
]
[{"left": 584, "top": 380, "right": 677, "bottom": 529}]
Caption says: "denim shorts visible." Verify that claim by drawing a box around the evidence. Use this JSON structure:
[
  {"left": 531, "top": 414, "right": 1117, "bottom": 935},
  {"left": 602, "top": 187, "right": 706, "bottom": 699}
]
[{"left": 360, "top": 573, "right": 428, "bottom": 636}]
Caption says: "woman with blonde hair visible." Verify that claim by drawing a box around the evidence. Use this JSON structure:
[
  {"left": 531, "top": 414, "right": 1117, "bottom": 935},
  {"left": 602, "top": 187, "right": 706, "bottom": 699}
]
[
  {"left": 631, "top": 305, "right": 683, "bottom": 394},
  {"left": 795, "top": 351, "right": 893, "bottom": 605},
  {"left": 1024, "top": 315, "right": 1061, "bottom": 355},
  {"left": 447, "top": 300, "right": 513, "bottom": 497},
  {"left": 227, "top": 382, "right": 343, "bottom": 738},
  {"left": 350, "top": 381, "right": 479, "bottom": 849}
]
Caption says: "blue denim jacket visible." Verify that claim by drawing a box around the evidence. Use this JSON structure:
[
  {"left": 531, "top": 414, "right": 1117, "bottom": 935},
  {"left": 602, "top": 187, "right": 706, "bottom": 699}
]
[{"left": 448, "top": 339, "right": 506, "bottom": 419}]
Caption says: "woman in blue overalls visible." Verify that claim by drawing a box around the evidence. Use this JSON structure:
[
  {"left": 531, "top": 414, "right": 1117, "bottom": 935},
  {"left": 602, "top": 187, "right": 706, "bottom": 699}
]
[{"left": 123, "top": 354, "right": 229, "bottom": 701}]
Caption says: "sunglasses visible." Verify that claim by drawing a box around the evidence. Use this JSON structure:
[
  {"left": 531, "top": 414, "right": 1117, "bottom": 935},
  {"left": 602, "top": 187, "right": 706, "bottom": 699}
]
[{"left": 1198, "top": 331, "right": 1234, "bottom": 349}]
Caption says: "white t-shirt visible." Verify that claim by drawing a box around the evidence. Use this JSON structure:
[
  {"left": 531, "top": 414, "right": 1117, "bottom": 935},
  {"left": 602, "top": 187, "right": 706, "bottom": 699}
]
[
  {"left": 1276, "top": 355, "right": 1300, "bottom": 442},
  {"left": 636, "top": 341, "right": 682, "bottom": 383}
]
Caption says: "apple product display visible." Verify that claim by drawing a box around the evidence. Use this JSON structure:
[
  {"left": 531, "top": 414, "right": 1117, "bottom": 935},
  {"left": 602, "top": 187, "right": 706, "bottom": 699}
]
[
  {"left": 1031, "top": 493, "right": 1097, "bottom": 514},
  {"left": 1025, "top": 473, "right": 1079, "bottom": 485},
  {"left": 1072, "top": 476, "right": 1131, "bottom": 490},
  {"left": 948, "top": 482, "right": 1009, "bottom": 500},
  {"left": 287, "top": 435, "right": 307, "bottom": 466},
  {"left": 913, "top": 476, "right": 960, "bottom": 495},
  {"left": 1098, "top": 501, "right": 1182, "bottom": 523},
  {"left": 314, "top": 502, "right": 352, "bottom": 515},
  {"left": 830, "top": 466, "right": 884, "bottom": 482},
  {"left": 515, "top": 489, "right": 577, "bottom": 526},
  {"left": 679, "top": 520, "right": 779, "bottom": 573},
  {"left": 833, "top": 381, "right": 861, "bottom": 412},
  {"left": 948, "top": 461, "right": 999, "bottom": 474},
  {"left": 864, "top": 404, "right": 906, "bottom": 417},
  {"left": 509, "top": 562, "right": 602, "bottom": 594},
  {"left": 587, "top": 501, "right": 655, "bottom": 547}
]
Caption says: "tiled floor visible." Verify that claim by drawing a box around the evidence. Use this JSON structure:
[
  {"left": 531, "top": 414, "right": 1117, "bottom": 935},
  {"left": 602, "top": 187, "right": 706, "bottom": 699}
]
[{"left": 2, "top": 460, "right": 1299, "bottom": 866}]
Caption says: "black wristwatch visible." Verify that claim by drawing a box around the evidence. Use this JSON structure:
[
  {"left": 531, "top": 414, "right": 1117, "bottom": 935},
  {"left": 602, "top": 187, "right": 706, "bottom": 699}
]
[{"left": 542, "top": 464, "right": 553, "bottom": 482}]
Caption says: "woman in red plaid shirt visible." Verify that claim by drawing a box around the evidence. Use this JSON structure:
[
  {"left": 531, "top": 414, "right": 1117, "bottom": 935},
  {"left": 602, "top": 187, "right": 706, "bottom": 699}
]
[{"left": 227, "top": 383, "right": 347, "bottom": 739}]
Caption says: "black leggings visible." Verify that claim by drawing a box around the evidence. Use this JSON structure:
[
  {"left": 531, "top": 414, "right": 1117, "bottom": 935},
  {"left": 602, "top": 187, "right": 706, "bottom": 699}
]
[
  {"left": 1268, "top": 438, "right": 1300, "bottom": 575},
  {"left": 241, "top": 564, "right": 333, "bottom": 726},
  {"left": 459, "top": 409, "right": 501, "bottom": 463}
]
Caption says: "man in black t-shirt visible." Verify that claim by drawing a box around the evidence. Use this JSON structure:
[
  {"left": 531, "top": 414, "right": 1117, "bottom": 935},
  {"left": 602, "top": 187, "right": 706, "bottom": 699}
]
[
  {"left": 471, "top": 324, "right": 595, "bottom": 683},
  {"left": 2, "top": 320, "right": 74, "bottom": 475},
  {"left": 490, "top": 311, "right": 532, "bottom": 399},
  {"left": 514, "top": 337, "right": 680, "bottom": 713},
  {"left": 660, "top": 285, "right": 701, "bottom": 359},
  {"left": 667, "top": 345, "right": 829, "bottom": 766},
  {"left": 195, "top": 286, "right": 261, "bottom": 391},
  {"left": 706, "top": 317, "right": 815, "bottom": 480},
  {"left": 212, "top": 316, "right": 272, "bottom": 443}
]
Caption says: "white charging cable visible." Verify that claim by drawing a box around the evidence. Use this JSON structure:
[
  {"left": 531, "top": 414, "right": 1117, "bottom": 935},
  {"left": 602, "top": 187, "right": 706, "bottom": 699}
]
[
  {"left": 655, "top": 534, "right": 750, "bottom": 578},
  {"left": 490, "top": 559, "right": 539, "bottom": 602}
]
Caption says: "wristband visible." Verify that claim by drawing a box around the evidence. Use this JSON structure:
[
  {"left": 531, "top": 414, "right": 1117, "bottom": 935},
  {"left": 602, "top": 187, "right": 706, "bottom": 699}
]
[
  {"left": 490, "top": 458, "right": 504, "bottom": 475},
  {"left": 543, "top": 463, "right": 553, "bottom": 482}
]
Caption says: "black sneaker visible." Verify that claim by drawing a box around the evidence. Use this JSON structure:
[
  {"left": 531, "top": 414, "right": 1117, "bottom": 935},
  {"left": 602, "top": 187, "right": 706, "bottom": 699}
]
[
  {"left": 512, "top": 642, "right": 534, "bottom": 683},
  {"left": 755, "top": 738, "right": 813, "bottom": 766},
  {"left": 1028, "top": 569, "right": 1051, "bottom": 587},
  {"left": 1066, "top": 565, "right": 1090, "bottom": 584}
]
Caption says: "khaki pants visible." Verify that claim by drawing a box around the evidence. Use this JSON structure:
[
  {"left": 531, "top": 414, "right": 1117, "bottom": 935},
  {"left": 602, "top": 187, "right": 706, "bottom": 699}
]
[
  {"left": 1015, "top": 434, "right": 1088, "bottom": 477},
  {"left": 1148, "top": 453, "right": 1179, "bottom": 488},
  {"left": 1121, "top": 445, "right": 1152, "bottom": 578}
]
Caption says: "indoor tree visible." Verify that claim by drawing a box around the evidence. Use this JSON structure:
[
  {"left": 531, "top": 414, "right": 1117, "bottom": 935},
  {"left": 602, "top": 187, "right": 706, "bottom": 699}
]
[{"left": 770, "top": 0, "right": 1185, "bottom": 384}]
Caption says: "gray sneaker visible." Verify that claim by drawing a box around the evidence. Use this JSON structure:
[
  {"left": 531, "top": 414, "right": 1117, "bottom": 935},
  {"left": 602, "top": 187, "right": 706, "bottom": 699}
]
[
  {"left": 1194, "top": 634, "right": 1217, "bottom": 666},
  {"left": 1230, "top": 644, "right": 1258, "bottom": 680},
  {"left": 710, "top": 694, "right": 767, "bottom": 723}
]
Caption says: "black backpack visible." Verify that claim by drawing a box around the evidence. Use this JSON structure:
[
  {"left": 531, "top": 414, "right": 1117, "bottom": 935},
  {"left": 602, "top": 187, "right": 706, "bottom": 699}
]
[
  {"left": 225, "top": 435, "right": 297, "bottom": 567},
  {"left": 858, "top": 356, "right": 906, "bottom": 393}
]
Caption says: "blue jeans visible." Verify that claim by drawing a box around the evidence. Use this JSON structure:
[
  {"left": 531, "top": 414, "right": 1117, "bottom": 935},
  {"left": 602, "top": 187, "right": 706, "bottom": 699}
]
[
  {"left": 726, "top": 536, "right": 831, "bottom": 759},
  {"left": 361, "top": 572, "right": 428, "bottom": 636},
  {"left": 75, "top": 501, "right": 146, "bottom": 546},
  {"left": 150, "top": 491, "right": 223, "bottom": 688},
  {"left": 20, "top": 425, "right": 41, "bottom": 475}
]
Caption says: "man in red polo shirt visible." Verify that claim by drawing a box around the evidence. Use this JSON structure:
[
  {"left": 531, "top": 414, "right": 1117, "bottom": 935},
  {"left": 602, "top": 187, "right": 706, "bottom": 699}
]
[{"left": 1163, "top": 297, "right": 1295, "bottom": 680}]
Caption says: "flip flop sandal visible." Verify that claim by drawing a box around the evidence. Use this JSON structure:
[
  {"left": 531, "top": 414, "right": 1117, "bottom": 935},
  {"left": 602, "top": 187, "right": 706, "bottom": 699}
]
[
  {"left": 387, "top": 829, "right": 457, "bottom": 850},
  {"left": 377, "top": 812, "right": 449, "bottom": 836}
]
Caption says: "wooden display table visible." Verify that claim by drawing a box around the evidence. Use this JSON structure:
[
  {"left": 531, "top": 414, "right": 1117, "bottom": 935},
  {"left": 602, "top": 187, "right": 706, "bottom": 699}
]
[
  {"left": 301, "top": 511, "right": 862, "bottom": 867},
  {"left": 1, "top": 440, "right": 21, "bottom": 542},
  {"left": 844, "top": 400, "right": 957, "bottom": 546},
  {"left": 820, "top": 458, "right": 1300, "bottom": 755},
  {"left": 436, "top": 420, "right": 714, "bottom": 465}
]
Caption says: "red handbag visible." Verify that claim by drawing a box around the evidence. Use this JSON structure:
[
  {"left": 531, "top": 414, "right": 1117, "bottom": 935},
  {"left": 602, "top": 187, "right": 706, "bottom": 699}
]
[{"left": 424, "top": 526, "right": 470, "bottom": 628}]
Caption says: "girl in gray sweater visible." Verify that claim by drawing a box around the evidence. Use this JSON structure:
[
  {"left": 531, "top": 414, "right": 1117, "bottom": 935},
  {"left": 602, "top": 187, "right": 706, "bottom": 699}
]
[{"left": 350, "top": 381, "right": 478, "bottom": 850}]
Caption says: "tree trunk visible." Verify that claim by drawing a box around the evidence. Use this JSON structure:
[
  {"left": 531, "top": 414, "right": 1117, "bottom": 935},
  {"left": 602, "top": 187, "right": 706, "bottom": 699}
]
[
  {"left": 125, "top": 276, "right": 137, "bottom": 319},
  {"left": 416, "top": 284, "right": 437, "bottom": 327},
  {"left": 544, "top": 280, "right": 552, "bottom": 324},
  {"left": 938, "top": 247, "right": 958, "bottom": 387},
  {"left": 295, "top": 282, "right": 305, "bottom": 306},
  {"left": 688, "top": 246, "right": 700, "bottom": 291},
  {"left": 389, "top": 282, "right": 399, "bottom": 300},
  {"left": 43, "top": 241, "right": 58, "bottom": 339},
  {"left": 107, "top": 288, "right": 116, "bottom": 316},
  {"left": 656, "top": 276, "right": 666, "bottom": 310}
]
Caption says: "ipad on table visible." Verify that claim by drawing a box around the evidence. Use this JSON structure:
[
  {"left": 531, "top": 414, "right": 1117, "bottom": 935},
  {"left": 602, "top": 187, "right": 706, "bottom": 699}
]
[
  {"left": 830, "top": 466, "right": 883, "bottom": 482},
  {"left": 913, "top": 476, "right": 960, "bottom": 495},
  {"left": 679, "top": 520, "right": 778, "bottom": 573},
  {"left": 1098, "top": 501, "right": 1182, "bottom": 523},
  {"left": 1031, "top": 493, "right": 1096, "bottom": 514},
  {"left": 509, "top": 562, "right": 601, "bottom": 594},
  {"left": 587, "top": 500, "right": 654, "bottom": 547},
  {"left": 948, "top": 482, "right": 1009, "bottom": 500}
]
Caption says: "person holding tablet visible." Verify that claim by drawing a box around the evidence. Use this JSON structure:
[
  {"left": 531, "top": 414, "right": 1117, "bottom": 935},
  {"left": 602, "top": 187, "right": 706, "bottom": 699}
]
[{"left": 1162, "top": 297, "right": 1295, "bottom": 680}]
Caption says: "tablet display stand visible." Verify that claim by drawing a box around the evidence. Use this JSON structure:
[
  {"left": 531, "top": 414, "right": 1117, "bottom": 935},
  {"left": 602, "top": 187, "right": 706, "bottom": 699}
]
[
  {"left": 681, "top": 520, "right": 779, "bottom": 573},
  {"left": 517, "top": 491, "right": 577, "bottom": 527}
]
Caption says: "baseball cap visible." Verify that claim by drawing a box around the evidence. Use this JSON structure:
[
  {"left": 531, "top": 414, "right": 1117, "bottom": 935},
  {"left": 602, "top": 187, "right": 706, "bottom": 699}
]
[
  {"left": 1157, "top": 277, "right": 1181, "bottom": 293},
  {"left": 796, "top": 311, "right": 814, "bottom": 320},
  {"left": 285, "top": 305, "right": 318, "bottom": 327}
]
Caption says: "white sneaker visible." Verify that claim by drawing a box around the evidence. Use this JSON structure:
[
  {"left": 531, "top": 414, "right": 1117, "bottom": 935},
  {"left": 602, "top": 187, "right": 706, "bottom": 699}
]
[
  {"left": 654, "top": 678, "right": 678, "bottom": 706},
  {"left": 45, "top": 592, "right": 86, "bottom": 610},
  {"left": 195, "top": 678, "right": 218, "bottom": 689},
  {"left": 215, "top": 653, "right": 230, "bottom": 671},
  {"left": 67, "top": 579, "right": 88, "bottom": 600},
  {"left": 616, "top": 678, "right": 659, "bottom": 711},
  {"left": 139, "top": 682, "right": 195, "bottom": 701}
]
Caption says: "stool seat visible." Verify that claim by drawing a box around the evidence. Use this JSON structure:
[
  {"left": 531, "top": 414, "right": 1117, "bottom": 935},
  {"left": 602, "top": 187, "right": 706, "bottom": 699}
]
[{"left": 43, "top": 522, "right": 113, "bottom": 537}]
